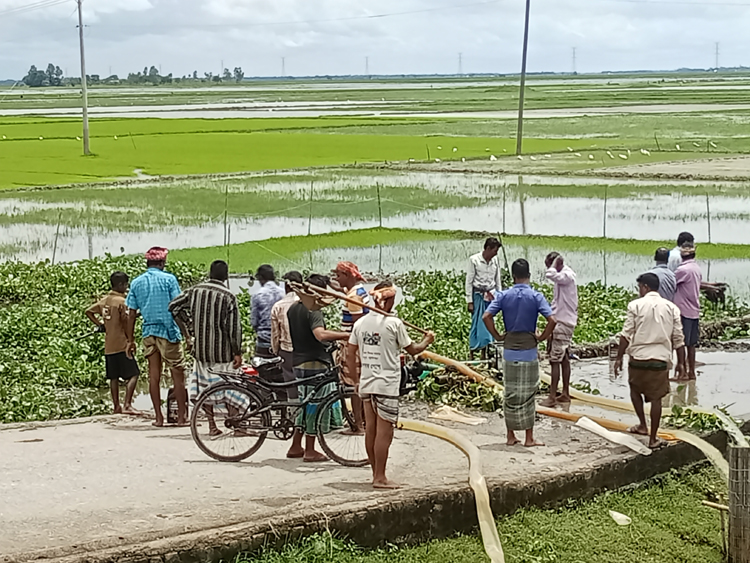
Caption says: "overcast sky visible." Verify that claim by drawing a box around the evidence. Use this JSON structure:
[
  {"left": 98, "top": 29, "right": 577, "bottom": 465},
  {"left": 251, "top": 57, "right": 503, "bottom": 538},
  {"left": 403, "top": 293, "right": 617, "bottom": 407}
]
[{"left": 1, "top": 0, "right": 749, "bottom": 80}]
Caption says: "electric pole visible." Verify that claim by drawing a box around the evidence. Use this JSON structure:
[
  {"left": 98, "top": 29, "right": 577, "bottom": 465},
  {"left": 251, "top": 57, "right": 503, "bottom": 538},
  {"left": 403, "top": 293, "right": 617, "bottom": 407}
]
[
  {"left": 715, "top": 42, "right": 720, "bottom": 70},
  {"left": 281, "top": 56, "right": 286, "bottom": 77},
  {"left": 458, "top": 52, "right": 463, "bottom": 76},
  {"left": 365, "top": 56, "right": 369, "bottom": 77},
  {"left": 515, "top": 0, "right": 532, "bottom": 156},
  {"left": 77, "top": 0, "right": 90, "bottom": 156},
  {"left": 572, "top": 47, "right": 577, "bottom": 75}
]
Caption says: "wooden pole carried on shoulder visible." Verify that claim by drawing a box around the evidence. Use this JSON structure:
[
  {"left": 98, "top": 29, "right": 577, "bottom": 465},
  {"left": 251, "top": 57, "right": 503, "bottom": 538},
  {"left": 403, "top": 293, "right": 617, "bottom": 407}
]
[{"left": 288, "top": 281, "right": 429, "bottom": 336}]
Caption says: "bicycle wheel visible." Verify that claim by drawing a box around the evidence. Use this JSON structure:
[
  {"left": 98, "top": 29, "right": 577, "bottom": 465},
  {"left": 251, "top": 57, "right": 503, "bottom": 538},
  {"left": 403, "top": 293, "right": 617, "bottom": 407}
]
[
  {"left": 190, "top": 383, "right": 270, "bottom": 462},
  {"left": 316, "top": 389, "right": 369, "bottom": 467}
]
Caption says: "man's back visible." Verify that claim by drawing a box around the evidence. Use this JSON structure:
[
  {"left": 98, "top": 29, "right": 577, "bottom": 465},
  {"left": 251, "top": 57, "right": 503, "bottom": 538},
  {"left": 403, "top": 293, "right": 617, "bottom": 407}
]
[
  {"left": 674, "top": 259, "right": 702, "bottom": 319},
  {"left": 623, "top": 292, "right": 684, "bottom": 363},
  {"left": 351, "top": 314, "right": 412, "bottom": 397},
  {"left": 650, "top": 264, "right": 677, "bottom": 302},
  {"left": 126, "top": 268, "right": 181, "bottom": 341},
  {"left": 288, "top": 302, "right": 331, "bottom": 366},
  {"left": 170, "top": 280, "right": 241, "bottom": 364}
]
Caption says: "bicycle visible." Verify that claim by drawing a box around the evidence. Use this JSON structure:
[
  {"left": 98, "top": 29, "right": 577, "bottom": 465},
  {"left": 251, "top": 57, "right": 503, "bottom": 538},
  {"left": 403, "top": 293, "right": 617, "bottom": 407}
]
[{"left": 189, "top": 356, "right": 369, "bottom": 466}]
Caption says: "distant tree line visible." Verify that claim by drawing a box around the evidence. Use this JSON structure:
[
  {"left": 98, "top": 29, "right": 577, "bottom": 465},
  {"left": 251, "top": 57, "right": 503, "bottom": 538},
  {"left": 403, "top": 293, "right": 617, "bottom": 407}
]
[{"left": 21, "top": 63, "right": 246, "bottom": 87}]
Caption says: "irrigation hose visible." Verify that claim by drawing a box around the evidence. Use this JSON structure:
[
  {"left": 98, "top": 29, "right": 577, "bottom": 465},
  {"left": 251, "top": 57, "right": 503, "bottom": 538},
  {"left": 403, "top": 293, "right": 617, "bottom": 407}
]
[
  {"left": 424, "top": 351, "right": 732, "bottom": 481},
  {"left": 419, "top": 350, "right": 503, "bottom": 389},
  {"left": 398, "top": 418, "right": 505, "bottom": 563}
]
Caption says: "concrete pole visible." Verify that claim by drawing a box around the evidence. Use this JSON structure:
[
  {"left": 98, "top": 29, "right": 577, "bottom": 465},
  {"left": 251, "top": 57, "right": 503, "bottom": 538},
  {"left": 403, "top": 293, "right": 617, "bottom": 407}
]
[
  {"left": 515, "top": 0, "right": 531, "bottom": 156},
  {"left": 77, "top": 0, "right": 90, "bottom": 155},
  {"left": 729, "top": 446, "right": 750, "bottom": 563}
]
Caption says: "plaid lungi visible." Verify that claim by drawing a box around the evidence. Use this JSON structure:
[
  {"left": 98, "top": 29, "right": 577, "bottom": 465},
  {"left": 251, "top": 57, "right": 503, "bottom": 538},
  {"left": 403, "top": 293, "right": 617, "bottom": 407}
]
[
  {"left": 190, "top": 360, "right": 251, "bottom": 411},
  {"left": 502, "top": 359, "right": 539, "bottom": 431},
  {"left": 294, "top": 366, "right": 343, "bottom": 436}
]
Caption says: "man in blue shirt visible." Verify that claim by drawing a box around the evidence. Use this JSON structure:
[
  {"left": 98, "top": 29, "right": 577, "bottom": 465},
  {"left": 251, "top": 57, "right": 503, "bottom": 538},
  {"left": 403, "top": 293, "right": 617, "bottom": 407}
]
[
  {"left": 483, "top": 259, "right": 557, "bottom": 447},
  {"left": 125, "top": 247, "right": 188, "bottom": 427},
  {"left": 251, "top": 264, "right": 285, "bottom": 358}
]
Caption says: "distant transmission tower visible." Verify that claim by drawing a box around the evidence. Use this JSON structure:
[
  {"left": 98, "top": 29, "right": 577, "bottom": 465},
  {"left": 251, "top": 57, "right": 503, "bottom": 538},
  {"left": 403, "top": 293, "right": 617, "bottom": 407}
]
[
  {"left": 572, "top": 47, "right": 577, "bottom": 74},
  {"left": 365, "top": 56, "right": 369, "bottom": 77},
  {"left": 715, "top": 42, "right": 720, "bottom": 70},
  {"left": 458, "top": 52, "right": 463, "bottom": 76}
]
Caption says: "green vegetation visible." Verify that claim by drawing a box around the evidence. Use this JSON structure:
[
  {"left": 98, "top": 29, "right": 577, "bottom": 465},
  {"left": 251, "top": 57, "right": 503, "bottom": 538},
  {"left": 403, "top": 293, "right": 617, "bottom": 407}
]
[
  {"left": 0, "top": 117, "right": 598, "bottom": 188},
  {"left": 235, "top": 466, "right": 725, "bottom": 563},
  {"left": 0, "top": 257, "right": 203, "bottom": 423}
]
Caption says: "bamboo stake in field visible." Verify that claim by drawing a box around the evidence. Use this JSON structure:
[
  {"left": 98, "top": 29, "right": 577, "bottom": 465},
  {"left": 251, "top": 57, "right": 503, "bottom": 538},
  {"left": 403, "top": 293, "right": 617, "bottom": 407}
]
[{"left": 289, "top": 281, "right": 429, "bottom": 335}]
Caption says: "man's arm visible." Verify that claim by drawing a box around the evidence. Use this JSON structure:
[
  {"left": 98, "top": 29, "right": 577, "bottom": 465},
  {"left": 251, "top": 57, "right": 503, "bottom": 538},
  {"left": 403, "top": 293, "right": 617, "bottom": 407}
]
[
  {"left": 312, "top": 326, "right": 350, "bottom": 342},
  {"left": 168, "top": 291, "right": 192, "bottom": 341},
  {"left": 482, "top": 293, "right": 504, "bottom": 341},
  {"left": 228, "top": 296, "right": 243, "bottom": 368},
  {"left": 613, "top": 335, "right": 629, "bottom": 377},
  {"left": 346, "top": 343, "right": 360, "bottom": 384},
  {"left": 466, "top": 257, "right": 475, "bottom": 309},
  {"left": 404, "top": 331, "right": 435, "bottom": 357},
  {"left": 537, "top": 315, "right": 557, "bottom": 343},
  {"left": 270, "top": 305, "right": 281, "bottom": 355},
  {"left": 125, "top": 309, "right": 137, "bottom": 359},
  {"left": 85, "top": 302, "right": 102, "bottom": 328},
  {"left": 250, "top": 295, "right": 260, "bottom": 331},
  {"left": 494, "top": 260, "right": 503, "bottom": 293},
  {"left": 535, "top": 294, "right": 556, "bottom": 342}
]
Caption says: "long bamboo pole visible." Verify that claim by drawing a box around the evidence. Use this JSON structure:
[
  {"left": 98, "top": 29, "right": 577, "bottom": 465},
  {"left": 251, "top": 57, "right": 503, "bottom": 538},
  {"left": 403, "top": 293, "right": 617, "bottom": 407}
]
[{"left": 289, "top": 281, "right": 429, "bottom": 335}]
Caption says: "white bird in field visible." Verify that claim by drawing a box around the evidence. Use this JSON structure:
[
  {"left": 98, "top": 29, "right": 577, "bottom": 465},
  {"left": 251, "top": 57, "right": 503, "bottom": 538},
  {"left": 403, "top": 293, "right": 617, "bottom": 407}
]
[
  {"left": 486, "top": 148, "right": 491, "bottom": 152},
  {"left": 644, "top": 149, "right": 651, "bottom": 156},
  {"left": 437, "top": 146, "right": 442, "bottom": 150},
  {"left": 76, "top": 136, "right": 81, "bottom": 141},
  {"left": 693, "top": 142, "right": 700, "bottom": 147},
  {"left": 461, "top": 157, "right": 466, "bottom": 162},
  {"left": 453, "top": 147, "right": 458, "bottom": 152},
  {"left": 435, "top": 158, "right": 441, "bottom": 163},
  {"left": 619, "top": 154, "right": 628, "bottom": 159},
  {"left": 39, "top": 137, "right": 43, "bottom": 140},
  {"left": 408, "top": 158, "right": 416, "bottom": 163},
  {"left": 517, "top": 155, "right": 523, "bottom": 160},
  {"left": 676, "top": 144, "right": 681, "bottom": 150},
  {"left": 503, "top": 148, "right": 507, "bottom": 152},
  {"left": 710, "top": 141, "right": 717, "bottom": 148},
  {"left": 567, "top": 147, "right": 573, "bottom": 152},
  {"left": 627, "top": 149, "right": 631, "bottom": 156},
  {"left": 589, "top": 154, "right": 595, "bottom": 160},
  {"left": 574, "top": 152, "right": 581, "bottom": 157},
  {"left": 114, "top": 136, "right": 118, "bottom": 140},
  {"left": 1, "top": 135, "right": 5, "bottom": 139},
  {"left": 545, "top": 154, "right": 552, "bottom": 158},
  {"left": 530, "top": 155, "right": 537, "bottom": 161},
  {"left": 490, "top": 155, "right": 497, "bottom": 161},
  {"left": 607, "top": 151, "right": 614, "bottom": 159}
]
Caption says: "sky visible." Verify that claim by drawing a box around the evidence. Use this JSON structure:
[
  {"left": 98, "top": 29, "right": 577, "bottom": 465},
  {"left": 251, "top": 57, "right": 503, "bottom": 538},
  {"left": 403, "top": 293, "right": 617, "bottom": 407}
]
[{"left": 1, "top": 0, "right": 749, "bottom": 80}]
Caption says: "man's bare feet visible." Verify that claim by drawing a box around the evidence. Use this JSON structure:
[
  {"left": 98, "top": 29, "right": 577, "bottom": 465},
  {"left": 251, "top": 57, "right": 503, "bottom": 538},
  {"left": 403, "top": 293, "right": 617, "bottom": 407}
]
[
  {"left": 628, "top": 425, "right": 648, "bottom": 436},
  {"left": 286, "top": 448, "right": 305, "bottom": 459},
  {"left": 121, "top": 407, "right": 142, "bottom": 415},
  {"left": 556, "top": 394, "right": 571, "bottom": 404},
  {"left": 506, "top": 437, "right": 521, "bottom": 446},
  {"left": 524, "top": 440, "right": 545, "bottom": 447},
  {"left": 152, "top": 419, "right": 164, "bottom": 427},
  {"left": 209, "top": 428, "right": 223, "bottom": 437},
  {"left": 539, "top": 397, "right": 557, "bottom": 408},
  {"left": 340, "top": 428, "right": 366, "bottom": 436},
  {"left": 113, "top": 406, "right": 123, "bottom": 414},
  {"left": 648, "top": 438, "right": 667, "bottom": 450},
  {"left": 303, "top": 451, "right": 329, "bottom": 463},
  {"left": 373, "top": 479, "right": 401, "bottom": 490}
]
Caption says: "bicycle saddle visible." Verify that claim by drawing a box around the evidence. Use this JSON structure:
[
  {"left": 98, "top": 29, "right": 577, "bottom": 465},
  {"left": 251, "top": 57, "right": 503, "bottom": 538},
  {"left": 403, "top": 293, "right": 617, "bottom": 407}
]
[{"left": 251, "top": 356, "right": 283, "bottom": 369}]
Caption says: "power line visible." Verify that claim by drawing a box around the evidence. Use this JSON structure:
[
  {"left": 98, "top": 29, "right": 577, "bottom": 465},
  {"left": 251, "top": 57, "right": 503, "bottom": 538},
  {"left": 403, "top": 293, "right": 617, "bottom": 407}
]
[{"left": 0, "top": 0, "right": 71, "bottom": 18}]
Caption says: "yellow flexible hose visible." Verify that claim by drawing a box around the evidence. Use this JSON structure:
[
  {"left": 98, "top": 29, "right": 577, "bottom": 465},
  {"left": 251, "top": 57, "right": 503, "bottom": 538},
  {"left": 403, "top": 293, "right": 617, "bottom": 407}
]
[{"left": 398, "top": 419, "right": 505, "bottom": 563}]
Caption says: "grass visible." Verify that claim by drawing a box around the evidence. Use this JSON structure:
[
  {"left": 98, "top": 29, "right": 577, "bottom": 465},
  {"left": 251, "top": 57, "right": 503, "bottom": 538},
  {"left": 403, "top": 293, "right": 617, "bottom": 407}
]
[
  {"left": 235, "top": 466, "right": 725, "bottom": 563},
  {"left": 0, "top": 117, "right": 599, "bottom": 188},
  {"left": 169, "top": 228, "right": 750, "bottom": 273}
]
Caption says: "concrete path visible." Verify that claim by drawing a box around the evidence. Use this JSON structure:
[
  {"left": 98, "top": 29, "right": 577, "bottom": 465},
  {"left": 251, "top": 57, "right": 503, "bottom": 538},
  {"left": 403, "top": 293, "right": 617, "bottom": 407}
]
[{"left": 0, "top": 403, "right": 637, "bottom": 563}]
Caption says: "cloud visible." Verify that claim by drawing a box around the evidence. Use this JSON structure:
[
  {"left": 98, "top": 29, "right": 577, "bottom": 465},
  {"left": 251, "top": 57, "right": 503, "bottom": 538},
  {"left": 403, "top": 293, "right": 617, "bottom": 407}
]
[{"left": 0, "top": 0, "right": 749, "bottom": 79}]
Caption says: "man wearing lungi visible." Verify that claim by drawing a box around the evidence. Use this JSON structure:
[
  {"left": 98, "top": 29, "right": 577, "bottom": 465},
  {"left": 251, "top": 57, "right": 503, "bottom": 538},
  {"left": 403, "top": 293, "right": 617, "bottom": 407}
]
[
  {"left": 466, "top": 237, "right": 503, "bottom": 360},
  {"left": 614, "top": 273, "right": 685, "bottom": 449},
  {"left": 483, "top": 259, "right": 557, "bottom": 447}
]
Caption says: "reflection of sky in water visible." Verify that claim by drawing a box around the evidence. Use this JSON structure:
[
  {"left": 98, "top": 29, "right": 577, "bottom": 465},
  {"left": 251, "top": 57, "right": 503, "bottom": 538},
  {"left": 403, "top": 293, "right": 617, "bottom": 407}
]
[
  {"left": 573, "top": 355, "right": 750, "bottom": 418},
  {"left": 1, "top": 171, "right": 749, "bottom": 265}
]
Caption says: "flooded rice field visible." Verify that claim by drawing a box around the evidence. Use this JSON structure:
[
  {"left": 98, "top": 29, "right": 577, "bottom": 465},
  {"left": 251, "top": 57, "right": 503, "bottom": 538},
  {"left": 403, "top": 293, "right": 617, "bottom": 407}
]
[
  {"left": 571, "top": 351, "right": 750, "bottom": 419},
  {"left": 1, "top": 170, "right": 748, "bottom": 263}
]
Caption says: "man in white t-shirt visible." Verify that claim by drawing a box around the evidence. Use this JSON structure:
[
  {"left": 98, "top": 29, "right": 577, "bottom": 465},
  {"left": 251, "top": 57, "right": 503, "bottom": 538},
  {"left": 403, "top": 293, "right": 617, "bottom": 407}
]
[{"left": 347, "top": 282, "right": 434, "bottom": 490}]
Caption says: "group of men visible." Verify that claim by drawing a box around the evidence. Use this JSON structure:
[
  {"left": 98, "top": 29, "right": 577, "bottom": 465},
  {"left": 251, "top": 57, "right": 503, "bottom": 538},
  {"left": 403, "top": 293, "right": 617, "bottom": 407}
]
[
  {"left": 86, "top": 249, "right": 433, "bottom": 489},
  {"left": 465, "top": 230, "right": 716, "bottom": 450}
]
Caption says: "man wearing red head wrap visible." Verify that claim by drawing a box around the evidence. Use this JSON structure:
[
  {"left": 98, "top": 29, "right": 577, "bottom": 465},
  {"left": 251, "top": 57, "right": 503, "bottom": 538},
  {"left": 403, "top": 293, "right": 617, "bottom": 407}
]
[
  {"left": 125, "top": 247, "right": 188, "bottom": 426},
  {"left": 333, "top": 261, "right": 371, "bottom": 435}
]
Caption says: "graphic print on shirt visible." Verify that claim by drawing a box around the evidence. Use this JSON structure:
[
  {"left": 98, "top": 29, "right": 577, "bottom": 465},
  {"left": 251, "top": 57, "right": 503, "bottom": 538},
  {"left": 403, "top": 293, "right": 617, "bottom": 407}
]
[{"left": 360, "top": 331, "right": 383, "bottom": 373}]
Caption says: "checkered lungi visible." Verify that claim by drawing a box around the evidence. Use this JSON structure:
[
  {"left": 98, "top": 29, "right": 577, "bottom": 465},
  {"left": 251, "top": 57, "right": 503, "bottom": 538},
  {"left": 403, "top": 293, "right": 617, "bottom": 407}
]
[{"left": 502, "top": 359, "right": 540, "bottom": 431}]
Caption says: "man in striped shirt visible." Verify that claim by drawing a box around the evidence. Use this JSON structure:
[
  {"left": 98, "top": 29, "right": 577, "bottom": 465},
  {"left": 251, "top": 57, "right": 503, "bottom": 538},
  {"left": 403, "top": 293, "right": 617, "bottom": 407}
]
[{"left": 169, "top": 260, "right": 243, "bottom": 434}]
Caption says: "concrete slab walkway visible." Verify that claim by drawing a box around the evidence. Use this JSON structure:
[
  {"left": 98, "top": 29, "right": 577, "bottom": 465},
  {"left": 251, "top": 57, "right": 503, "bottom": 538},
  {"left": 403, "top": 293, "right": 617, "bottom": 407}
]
[{"left": 0, "top": 402, "right": 649, "bottom": 563}]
